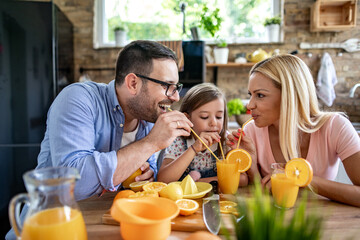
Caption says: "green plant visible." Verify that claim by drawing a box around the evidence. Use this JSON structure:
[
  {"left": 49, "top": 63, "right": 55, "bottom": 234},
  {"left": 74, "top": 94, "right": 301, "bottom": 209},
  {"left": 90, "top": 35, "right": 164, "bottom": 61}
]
[
  {"left": 227, "top": 98, "right": 246, "bottom": 117},
  {"left": 264, "top": 15, "right": 281, "bottom": 26},
  {"left": 199, "top": 6, "right": 223, "bottom": 38},
  {"left": 222, "top": 180, "right": 323, "bottom": 240},
  {"left": 216, "top": 38, "right": 227, "bottom": 48},
  {"left": 113, "top": 25, "right": 125, "bottom": 32}
]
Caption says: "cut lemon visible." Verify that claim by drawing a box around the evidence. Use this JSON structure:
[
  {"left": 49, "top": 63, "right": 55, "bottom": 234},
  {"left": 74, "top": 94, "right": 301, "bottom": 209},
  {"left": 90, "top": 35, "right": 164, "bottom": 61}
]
[
  {"left": 122, "top": 168, "right": 142, "bottom": 188},
  {"left": 175, "top": 199, "right": 199, "bottom": 216},
  {"left": 113, "top": 190, "right": 135, "bottom": 202},
  {"left": 226, "top": 149, "right": 252, "bottom": 173},
  {"left": 159, "top": 183, "right": 183, "bottom": 201},
  {"left": 285, "top": 158, "right": 313, "bottom": 187},
  {"left": 129, "top": 180, "right": 149, "bottom": 192},
  {"left": 219, "top": 200, "right": 237, "bottom": 214},
  {"left": 128, "top": 190, "right": 159, "bottom": 198},
  {"left": 143, "top": 182, "right": 168, "bottom": 192}
]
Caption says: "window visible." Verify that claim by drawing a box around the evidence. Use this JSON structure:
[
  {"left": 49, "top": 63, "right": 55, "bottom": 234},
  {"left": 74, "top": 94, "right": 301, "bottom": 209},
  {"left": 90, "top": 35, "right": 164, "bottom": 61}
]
[{"left": 94, "top": 0, "right": 282, "bottom": 48}]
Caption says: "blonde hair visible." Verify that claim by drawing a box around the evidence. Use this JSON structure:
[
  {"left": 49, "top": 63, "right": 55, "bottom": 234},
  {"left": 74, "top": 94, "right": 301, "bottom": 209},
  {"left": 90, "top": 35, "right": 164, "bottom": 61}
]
[
  {"left": 180, "top": 83, "right": 228, "bottom": 153},
  {"left": 250, "top": 54, "right": 339, "bottom": 161}
]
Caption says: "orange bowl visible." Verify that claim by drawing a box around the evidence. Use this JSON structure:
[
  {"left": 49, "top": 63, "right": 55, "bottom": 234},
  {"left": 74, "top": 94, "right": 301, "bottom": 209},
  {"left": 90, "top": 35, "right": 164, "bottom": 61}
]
[{"left": 111, "top": 197, "right": 179, "bottom": 240}]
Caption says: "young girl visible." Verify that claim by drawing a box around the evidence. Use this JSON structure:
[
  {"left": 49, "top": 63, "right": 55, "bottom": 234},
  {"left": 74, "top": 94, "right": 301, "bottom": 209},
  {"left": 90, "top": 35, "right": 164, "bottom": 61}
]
[{"left": 157, "top": 83, "right": 227, "bottom": 183}]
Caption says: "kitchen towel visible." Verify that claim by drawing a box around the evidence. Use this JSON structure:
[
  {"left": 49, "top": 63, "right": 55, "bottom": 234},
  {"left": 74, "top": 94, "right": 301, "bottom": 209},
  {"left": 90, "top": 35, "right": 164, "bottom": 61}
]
[{"left": 316, "top": 52, "right": 337, "bottom": 106}]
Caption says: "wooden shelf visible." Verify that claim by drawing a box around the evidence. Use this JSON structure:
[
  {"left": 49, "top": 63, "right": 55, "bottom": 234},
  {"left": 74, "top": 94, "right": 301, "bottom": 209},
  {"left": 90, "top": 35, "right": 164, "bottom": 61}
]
[
  {"left": 206, "top": 62, "right": 255, "bottom": 68},
  {"left": 311, "top": 0, "right": 357, "bottom": 32}
]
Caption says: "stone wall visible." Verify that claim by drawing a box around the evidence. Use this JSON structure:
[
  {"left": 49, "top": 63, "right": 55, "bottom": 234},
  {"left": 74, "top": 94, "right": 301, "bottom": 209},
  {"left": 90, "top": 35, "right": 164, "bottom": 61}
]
[{"left": 54, "top": 0, "right": 360, "bottom": 121}]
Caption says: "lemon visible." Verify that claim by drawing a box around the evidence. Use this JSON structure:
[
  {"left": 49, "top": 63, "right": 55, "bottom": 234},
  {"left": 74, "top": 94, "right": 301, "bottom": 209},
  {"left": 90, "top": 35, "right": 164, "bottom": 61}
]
[
  {"left": 129, "top": 180, "right": 149, "bottom": 192},
  {"left": 159, "top": 182, "right": 183, "bottom": 201},
  {"left": 180, "top": 175, "right": 198, "bottom": 195},
  {"left": 122, "top": 169, "right": 142, "bottom": 188}
]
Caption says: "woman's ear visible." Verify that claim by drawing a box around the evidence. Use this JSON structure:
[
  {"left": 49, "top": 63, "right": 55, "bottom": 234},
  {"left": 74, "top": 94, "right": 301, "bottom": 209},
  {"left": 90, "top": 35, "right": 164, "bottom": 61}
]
[{"left": 124, "top": 73, "right": 141, "bottom": 95}]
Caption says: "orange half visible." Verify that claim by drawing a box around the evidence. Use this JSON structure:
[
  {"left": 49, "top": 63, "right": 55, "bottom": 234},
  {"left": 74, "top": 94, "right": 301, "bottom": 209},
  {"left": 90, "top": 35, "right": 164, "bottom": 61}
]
[
  {"left": 226, "top": 149, "right": 252, "bottom": 173},
  {"left": 219, "top": 200, "right": 237, "bottom": 214},
  {"left": 285, "top": 158, "right": 313, "bottom": 187},
  {"left": 129, "top": 180, "right": 150, "bottom": 192},
  {"left": 175, "top": 199, "right": 199, "bottom": 216}
]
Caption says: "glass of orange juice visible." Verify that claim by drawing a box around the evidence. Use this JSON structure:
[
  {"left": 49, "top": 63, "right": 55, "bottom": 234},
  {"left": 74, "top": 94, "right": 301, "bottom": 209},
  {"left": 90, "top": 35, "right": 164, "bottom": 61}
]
[
  {"left": 270, "top": 163, "right": 299, "bottom": 209},
  {"left": 217, "top": 159, "right": 240, "bottom": 194},
  {"left": 9, "top": 167, "right": 87, "bottom": 240}
]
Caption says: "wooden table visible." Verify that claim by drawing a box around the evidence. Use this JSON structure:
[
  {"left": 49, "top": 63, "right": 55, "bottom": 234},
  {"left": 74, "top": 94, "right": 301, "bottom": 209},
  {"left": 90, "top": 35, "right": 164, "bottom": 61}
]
[{"left": 78, "top": 188, "right": 360, "bottom": 240}]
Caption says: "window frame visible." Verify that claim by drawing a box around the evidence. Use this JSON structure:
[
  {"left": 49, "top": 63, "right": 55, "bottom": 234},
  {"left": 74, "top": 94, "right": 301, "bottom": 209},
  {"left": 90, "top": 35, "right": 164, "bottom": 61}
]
[{"left": 93, "top": 0, "right": 284, "bottom": 49}]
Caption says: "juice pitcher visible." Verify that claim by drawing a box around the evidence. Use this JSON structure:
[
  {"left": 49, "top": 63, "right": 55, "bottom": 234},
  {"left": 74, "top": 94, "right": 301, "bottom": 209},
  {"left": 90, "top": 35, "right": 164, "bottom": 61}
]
[{"left": 9, "top": 167, "right": 87, "bottom": 240}]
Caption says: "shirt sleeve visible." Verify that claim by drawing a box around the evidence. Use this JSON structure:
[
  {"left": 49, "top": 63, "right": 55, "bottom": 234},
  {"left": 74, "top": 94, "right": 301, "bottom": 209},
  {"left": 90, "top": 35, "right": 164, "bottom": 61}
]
[{"left": 44, "top": 85, "right": 118, "bottom": 200}]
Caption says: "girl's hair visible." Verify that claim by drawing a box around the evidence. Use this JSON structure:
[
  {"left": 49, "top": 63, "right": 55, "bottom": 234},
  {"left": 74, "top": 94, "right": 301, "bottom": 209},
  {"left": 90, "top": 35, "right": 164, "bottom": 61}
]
[
  {"left": 180, "top": 83, "right": 228, "bottom": 155},
  {"left": 250, "top": 54, "right": 339, "bottom": 161}
]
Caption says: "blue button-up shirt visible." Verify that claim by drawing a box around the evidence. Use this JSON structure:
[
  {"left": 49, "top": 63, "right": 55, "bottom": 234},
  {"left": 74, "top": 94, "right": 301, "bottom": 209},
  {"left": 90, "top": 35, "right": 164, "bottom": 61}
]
[{"left": 37, "top": 80, "right": 156, "bottom": 200}]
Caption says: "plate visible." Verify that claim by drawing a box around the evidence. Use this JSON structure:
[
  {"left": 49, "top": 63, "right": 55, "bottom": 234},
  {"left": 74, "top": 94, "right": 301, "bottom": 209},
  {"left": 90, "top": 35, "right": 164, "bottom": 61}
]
[{"left": 173, "top": 182, "right": 212, "bottom": 199}]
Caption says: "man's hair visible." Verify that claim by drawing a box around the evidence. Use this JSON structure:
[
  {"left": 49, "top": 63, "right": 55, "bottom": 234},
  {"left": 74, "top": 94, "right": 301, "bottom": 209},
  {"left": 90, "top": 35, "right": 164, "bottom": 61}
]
[
  {"left": 250, "top": 54, "right": 339, "bottom": 161},
  {"left": 115, "top": 40, "right": 178, "bottom": 86}
]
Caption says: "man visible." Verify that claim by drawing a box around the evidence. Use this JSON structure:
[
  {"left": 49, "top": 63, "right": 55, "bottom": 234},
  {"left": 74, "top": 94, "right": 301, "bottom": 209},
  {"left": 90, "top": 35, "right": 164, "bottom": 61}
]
[{"left": 36, "top": 40, "right": 193, "bottom": 200}]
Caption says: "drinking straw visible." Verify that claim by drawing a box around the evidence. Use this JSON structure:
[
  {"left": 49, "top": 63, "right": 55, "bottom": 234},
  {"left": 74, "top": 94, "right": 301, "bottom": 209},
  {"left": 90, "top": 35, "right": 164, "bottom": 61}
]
[
  {"left": 236, "top": 117, "right": 254, "bottom": 149},
  {"left": 218, "top": 141, "right": 225, "bottom": 161},
  {"left": 168, "top": 108, "right": 220, "bottom": 161}
]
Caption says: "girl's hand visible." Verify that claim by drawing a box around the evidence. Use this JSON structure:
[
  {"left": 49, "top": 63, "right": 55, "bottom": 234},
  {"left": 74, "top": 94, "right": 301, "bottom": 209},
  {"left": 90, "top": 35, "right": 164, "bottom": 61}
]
[
  {"left": 192, "top": 132, "right": 221, "bottom": 153},
  {"left": 189, "top": 171, "right": 201, "bottom": 182},
  {"left": 261, "top": 174, "right": 272, "bottom": 192}
]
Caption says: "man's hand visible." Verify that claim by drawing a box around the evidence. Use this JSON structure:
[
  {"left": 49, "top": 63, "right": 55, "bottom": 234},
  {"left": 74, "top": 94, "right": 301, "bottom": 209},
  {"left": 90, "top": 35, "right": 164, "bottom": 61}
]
[
  {"left": 147, "top": 110, "right": 193, "bottom": 151},
  {"left": 135, "top": 162, "right": 154, "bottom": 182}
]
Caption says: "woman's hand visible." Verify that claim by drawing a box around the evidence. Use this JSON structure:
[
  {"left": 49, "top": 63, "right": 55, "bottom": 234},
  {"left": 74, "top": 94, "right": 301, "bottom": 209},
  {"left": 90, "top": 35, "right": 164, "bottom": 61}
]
[
  {"left": 226, "top": 128, "right": 259, "bottom": 182},
  {"left": 192, "top": 131, "right": 221, "bottom": 153},
  {"left": 261, "top": 174, "right": 272, "bottom": 192}
]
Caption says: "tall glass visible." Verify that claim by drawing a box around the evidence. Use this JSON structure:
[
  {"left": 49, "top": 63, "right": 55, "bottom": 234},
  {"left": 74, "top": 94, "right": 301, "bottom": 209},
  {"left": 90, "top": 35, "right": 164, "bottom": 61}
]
[
  {"left": 217, "top": 160, "right": 240, "bottom": 194},
  {"left": 270, "top": 163, "right": 299, "bottom": 209},
  {"left": 9, "top": 167, "right": 87, "bottom": 240}
]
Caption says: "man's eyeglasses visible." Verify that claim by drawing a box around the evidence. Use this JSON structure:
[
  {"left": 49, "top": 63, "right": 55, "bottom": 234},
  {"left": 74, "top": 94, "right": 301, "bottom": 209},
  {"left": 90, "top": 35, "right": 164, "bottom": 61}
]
[{"left": 135, "top": 73, "right": 183, "bottom": 97}]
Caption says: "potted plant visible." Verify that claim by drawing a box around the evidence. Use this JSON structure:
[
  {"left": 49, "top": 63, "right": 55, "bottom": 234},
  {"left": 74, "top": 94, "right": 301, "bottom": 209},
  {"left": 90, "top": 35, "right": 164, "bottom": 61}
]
[
  {"left": 213, "top": 38, "right": 229, "bottom": 64},
  {"left": 222, "top": 181, "right": 323, "bottom": 240},
  {"left": 227, "top": 98, "right": 250, "bottom": 126},
  {"left": 264, "top": 15, "right": 281, "bottom": 42},
  {"left": 113, "top": 25, "right": 127, "bottom": 47}
]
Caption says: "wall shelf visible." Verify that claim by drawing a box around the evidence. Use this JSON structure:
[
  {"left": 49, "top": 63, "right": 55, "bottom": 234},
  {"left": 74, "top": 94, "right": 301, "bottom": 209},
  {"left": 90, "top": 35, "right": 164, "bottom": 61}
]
[{"left": 310, "top": 0, "right": 357, "bottom": 32}]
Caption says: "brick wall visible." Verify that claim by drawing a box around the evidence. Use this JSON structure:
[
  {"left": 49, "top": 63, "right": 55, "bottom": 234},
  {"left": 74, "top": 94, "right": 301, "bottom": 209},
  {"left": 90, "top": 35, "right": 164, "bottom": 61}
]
[{"left": 54, "top": 0, "right": 360, "bottom": 121}]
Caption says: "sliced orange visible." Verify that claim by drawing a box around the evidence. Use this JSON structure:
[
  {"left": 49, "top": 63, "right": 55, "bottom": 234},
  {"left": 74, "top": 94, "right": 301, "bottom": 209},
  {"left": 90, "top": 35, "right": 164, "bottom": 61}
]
[
  {"left": 285, "top": 158, "right": 313, "bottom": 187},
  {"left": 143, "top": 182, "right": 168, "bottom": 192},
  {"left": 226, "top": 149, "right": 252, "bottom": 173},
  {"left": 128, "top": 190, "right": 159, "bottom": 198},
  {"left": 113, "top": 190, "right": 135, "bottom": 202},
  {"left": 129, "top": 180, "right": 149, "bottom": 192},
  {"left": 122, "top": 168, "right": 142, "bottom": 188},
  {"left": 175, "top": 199, "right": 199, "bottom": 216},
  {"left": 219, "top": 200, "right": 237, "bottom": 214}
]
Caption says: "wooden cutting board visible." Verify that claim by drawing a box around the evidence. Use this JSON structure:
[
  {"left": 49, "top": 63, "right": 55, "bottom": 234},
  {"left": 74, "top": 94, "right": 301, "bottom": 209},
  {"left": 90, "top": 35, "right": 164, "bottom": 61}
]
[{"left": 102, "top": 201, "right": 235, "bottom": 232}]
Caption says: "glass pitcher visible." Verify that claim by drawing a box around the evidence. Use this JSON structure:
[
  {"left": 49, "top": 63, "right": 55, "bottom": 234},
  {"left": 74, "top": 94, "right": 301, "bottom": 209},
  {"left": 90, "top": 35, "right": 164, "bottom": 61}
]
[{"left": 9, "top": 167, "right": 87, "bottom": 240}]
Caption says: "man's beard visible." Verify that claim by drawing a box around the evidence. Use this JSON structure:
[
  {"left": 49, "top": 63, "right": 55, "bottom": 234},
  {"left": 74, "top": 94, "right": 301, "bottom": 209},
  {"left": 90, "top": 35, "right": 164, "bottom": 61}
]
[{"left": 127, "top": 86, "right": 159, "bottom": 123}]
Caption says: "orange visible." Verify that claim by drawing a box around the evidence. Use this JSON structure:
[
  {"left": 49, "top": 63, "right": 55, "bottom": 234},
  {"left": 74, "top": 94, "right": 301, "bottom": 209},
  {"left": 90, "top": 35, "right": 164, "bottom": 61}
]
[
  {"left": 113, "top": 190, "right": 135, "bottom": 202},
  {"left": 175, "top": 199, "right": 199, "bottom": 216},
  {"left": 128, "top": 190, "right": 159, "bottom": 198},
  {"left": 143, "top": 182, "right": 168, "bottom": 192},
  {"left": 185, "top": 231, "right": 222, "bottom": 240},
  {"left": 226, "top": 149, "right": 252, "bottom": 173},
  {"left": 219, "top": 200, "right": 237, "bottom": 214},
  {"left": 122, "top": 169, "right": 142, "bottom": 188},
  {"left": 129, "top": 180, "right": 149, "bottom": 192},
  {"left": 285, "top": 158, "right": 313, "bottom": 187}
]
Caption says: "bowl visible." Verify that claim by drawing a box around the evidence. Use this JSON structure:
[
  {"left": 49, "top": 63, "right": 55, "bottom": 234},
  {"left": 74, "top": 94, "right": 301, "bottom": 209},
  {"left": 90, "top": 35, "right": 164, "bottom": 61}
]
[{"left": 111, "top": 197, "right": 179, "bottom": 240}]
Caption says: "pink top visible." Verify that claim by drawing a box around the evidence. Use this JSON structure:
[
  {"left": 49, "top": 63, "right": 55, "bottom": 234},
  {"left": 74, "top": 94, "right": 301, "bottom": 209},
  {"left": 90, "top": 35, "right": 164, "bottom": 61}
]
[{"left": 244, "top": 114, "right": 360, "bottom": 180}]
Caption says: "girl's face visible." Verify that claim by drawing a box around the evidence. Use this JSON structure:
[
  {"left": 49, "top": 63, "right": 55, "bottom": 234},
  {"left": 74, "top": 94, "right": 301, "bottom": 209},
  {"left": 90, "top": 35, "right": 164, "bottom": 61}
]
[
  {"left": 189, "top": 98, "right": 225, "bottom": 135},
  {"left": 247, "top": 72, "right": 281, "bottom": 128}
]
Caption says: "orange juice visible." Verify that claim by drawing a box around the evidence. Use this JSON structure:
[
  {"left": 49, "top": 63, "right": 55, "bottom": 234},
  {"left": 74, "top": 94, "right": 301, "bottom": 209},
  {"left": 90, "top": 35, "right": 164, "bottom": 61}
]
[
  {"left": 271, "top": 173, "right": 299, "bottom": 209},
  {"left": 217, "top": 160, "right": 240, "bottom": 194},
  {"left": 21, "top": 207, "right": 87, "bottom": 240}
]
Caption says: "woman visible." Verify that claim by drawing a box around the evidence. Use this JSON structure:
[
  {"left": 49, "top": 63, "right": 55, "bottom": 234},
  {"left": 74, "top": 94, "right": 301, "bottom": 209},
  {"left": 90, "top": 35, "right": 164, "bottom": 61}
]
[{"left": 227, "top": 54, "right": 360, "bottom": 207}]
